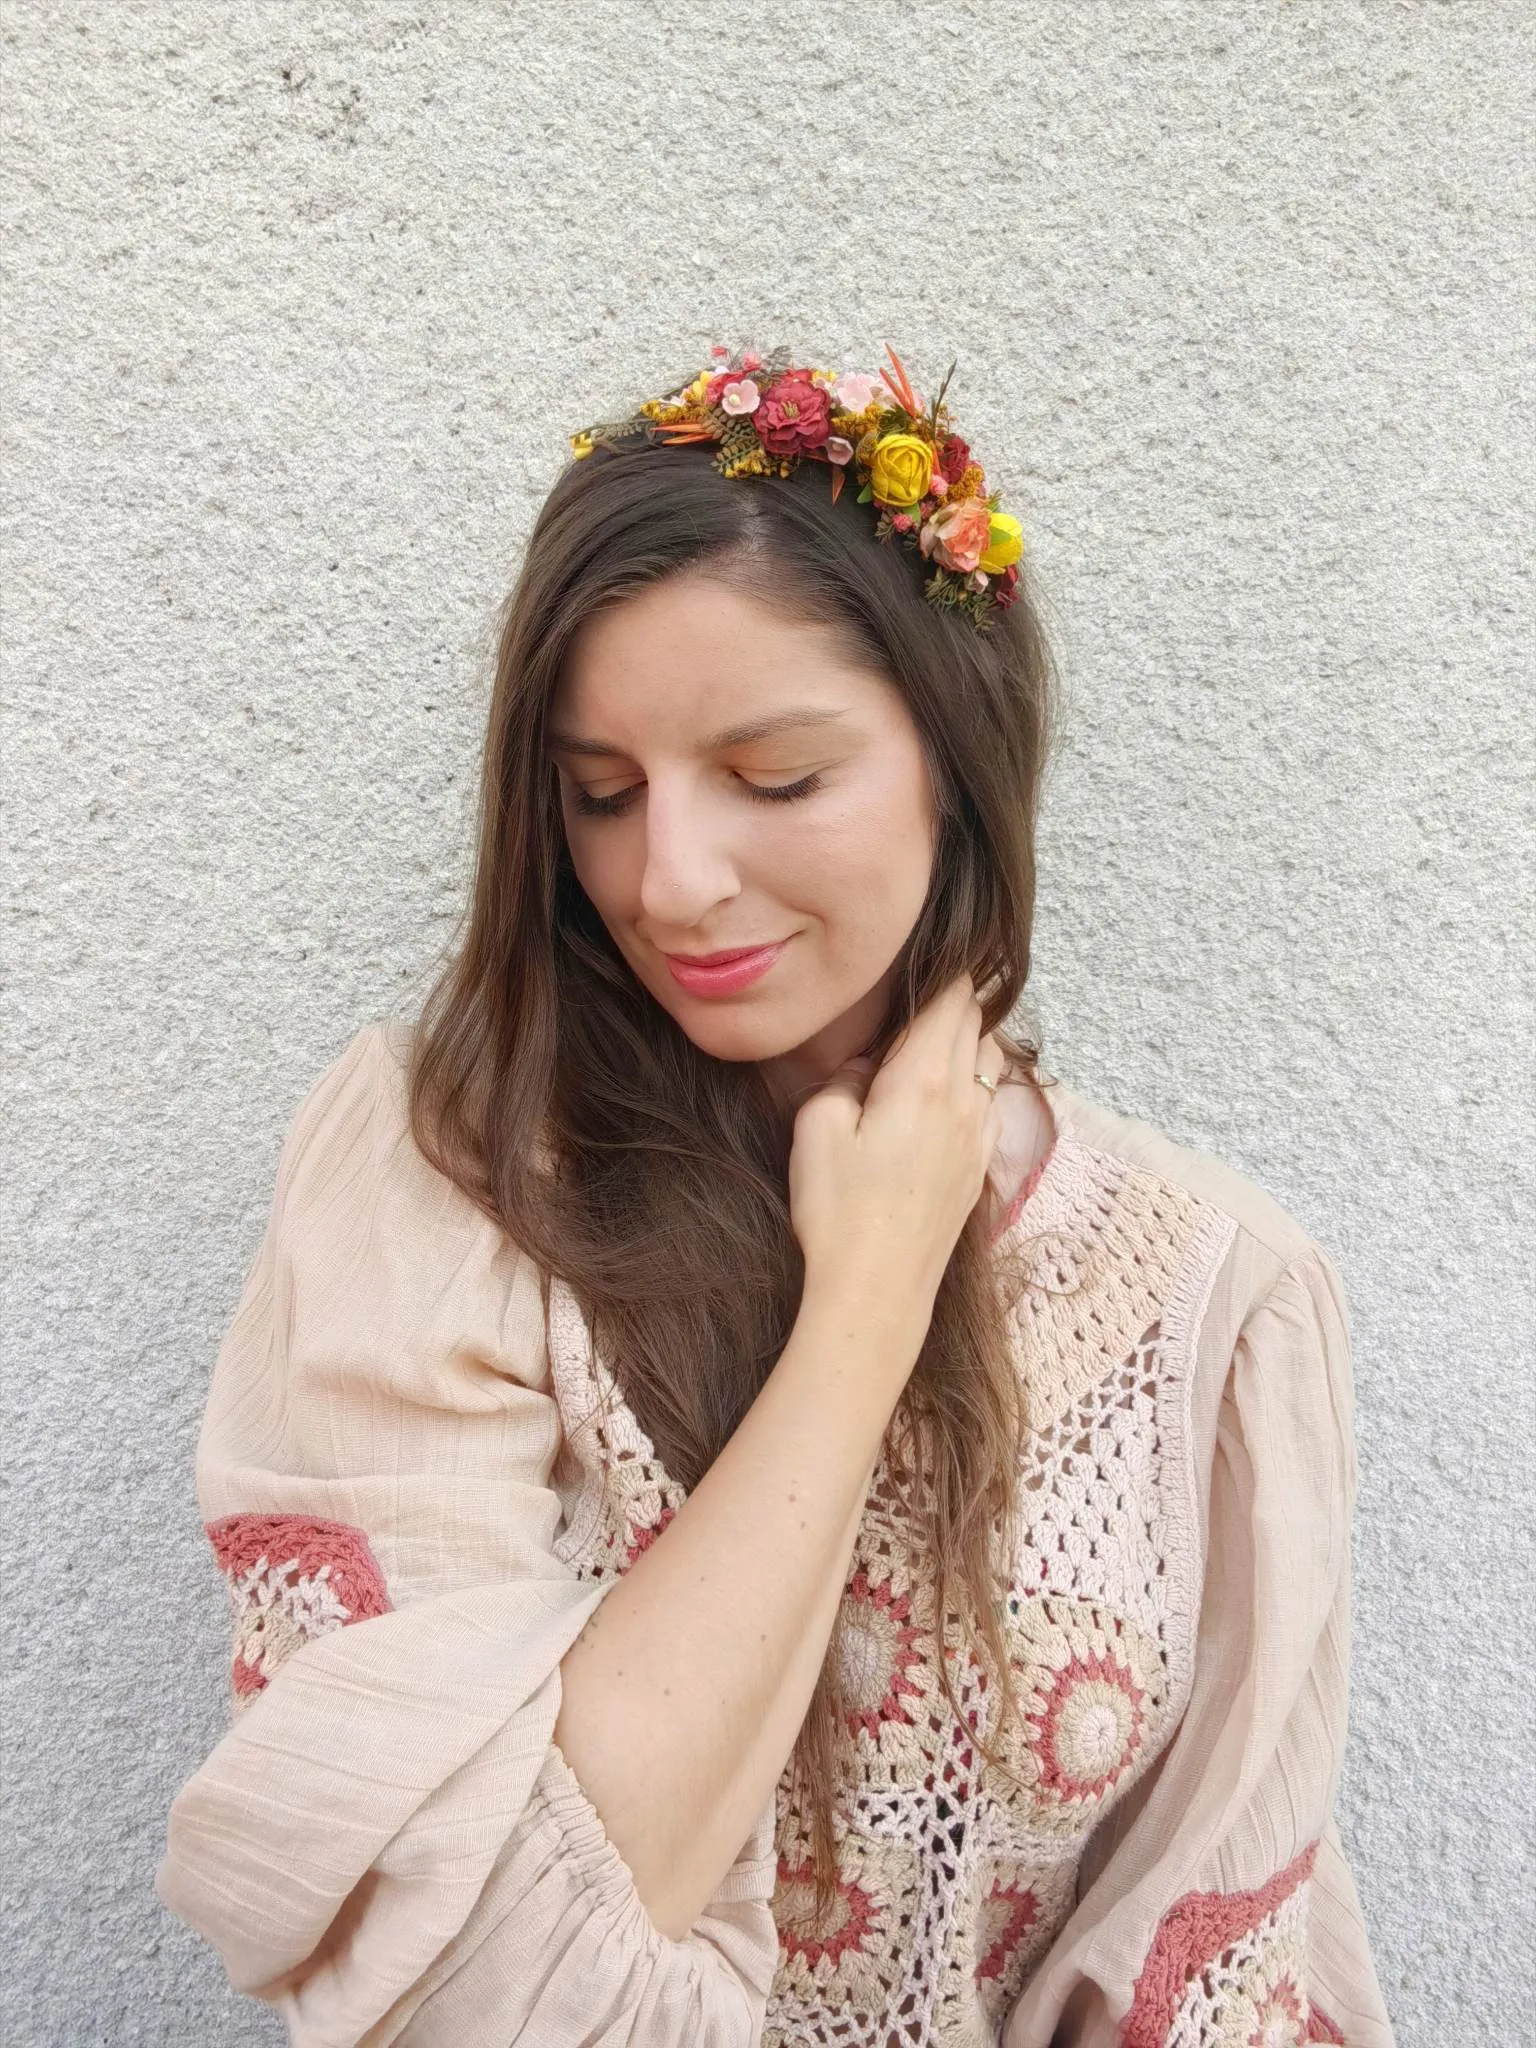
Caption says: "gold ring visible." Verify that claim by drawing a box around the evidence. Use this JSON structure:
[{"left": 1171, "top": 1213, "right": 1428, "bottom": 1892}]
[{"left": 973, "top": 1072, "right": 998, "bottom": 1096}]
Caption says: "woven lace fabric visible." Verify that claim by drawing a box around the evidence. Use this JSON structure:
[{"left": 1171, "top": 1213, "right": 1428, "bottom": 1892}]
[{"left": 546, "top": 1133, "right": 1237, "bottom": 2045}]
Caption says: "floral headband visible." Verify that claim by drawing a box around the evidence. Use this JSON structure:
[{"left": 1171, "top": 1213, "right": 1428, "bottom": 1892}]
[{"left": 568, "top": 342, "right": 1025, "bottom": 627}]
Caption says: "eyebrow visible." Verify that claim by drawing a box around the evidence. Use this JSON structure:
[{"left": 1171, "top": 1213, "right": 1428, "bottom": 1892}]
[{"left": 544, "top": 707, "right": 851, "bottom": 759}]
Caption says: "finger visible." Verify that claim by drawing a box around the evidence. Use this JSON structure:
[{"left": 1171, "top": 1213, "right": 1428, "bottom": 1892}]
[
  {"left": 957, "top": 1032, "right": 1008, "bottom": 1138},
  {"left": 976, "top": 1031, "right": 1008, "bottom": 1088},
  {"left": 806, "top": 1055, "right": 878, "bottom": 1114},
  {"left": 838, "top": 1055, "right": 879, "bottom": 1106},
  {"left": 892, "top": 973, "right": 977, "bottom": 1062},
  {"left": 947, "top": 988, "right": 990, "bottom": 1090}
]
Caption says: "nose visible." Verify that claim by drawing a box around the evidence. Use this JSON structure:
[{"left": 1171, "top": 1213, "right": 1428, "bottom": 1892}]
[{"left": 637, "top": 777, "right": 742, "bottom": 927}]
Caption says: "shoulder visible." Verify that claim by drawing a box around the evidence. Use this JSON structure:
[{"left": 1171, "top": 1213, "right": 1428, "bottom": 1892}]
[
  {"left": 282, "top": 1016, "right": 409, "bottom": 1145},
  {"left": 1036, "top": 1070, "right": 1345, "bottom": 1325},
  {"left": 270, "top": 1018, "right": 512, "bottom": 1275},
  {"left": 275, "top": 1017, "right": 420, "bottom": 1194},
  {"left": 1029, "top": 1077, "right": 1359, "bottom": 1534},
  {"left": 1042, "top": 1072, "right": 1323, "bottom": 1264}
]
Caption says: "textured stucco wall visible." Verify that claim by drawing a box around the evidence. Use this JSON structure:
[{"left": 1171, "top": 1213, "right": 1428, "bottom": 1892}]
[{"left": 3, "top": 4, "right": 1531, "bottom": 2042}]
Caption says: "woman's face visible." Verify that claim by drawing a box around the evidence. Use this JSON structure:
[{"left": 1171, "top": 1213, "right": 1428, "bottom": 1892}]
[{"left": 548, "top": 570, "right": 938, "bottom": 1102}]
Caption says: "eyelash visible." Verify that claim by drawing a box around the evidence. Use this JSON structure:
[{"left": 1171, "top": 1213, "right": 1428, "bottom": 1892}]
[{"left": 570, "top": 771, "right": 825, "bottom": 818}]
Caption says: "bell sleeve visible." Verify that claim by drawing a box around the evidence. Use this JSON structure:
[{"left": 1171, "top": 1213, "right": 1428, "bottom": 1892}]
[
  {"left": 154, "top": 1022, "right": 780, "bottom": 2047},
  {"left": 1004, "top": 1244, "right": 1396, "bottom": 2048}
]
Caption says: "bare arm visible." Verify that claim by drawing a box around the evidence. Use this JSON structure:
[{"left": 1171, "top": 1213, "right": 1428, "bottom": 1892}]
[
  {"left": 553, "top": 973, "right": 1008, "bottom": 1941},
  {"left": 552, "top": 1282, "right": 924, "bottom": 1939}
]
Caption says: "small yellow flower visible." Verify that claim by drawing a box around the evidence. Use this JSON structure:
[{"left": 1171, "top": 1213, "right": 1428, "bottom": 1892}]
[
  {"left": 868, "top": 432, "right": 935, "bottom": 508},
  {"left": 570, "top": 430, "right": 595, "bottom": 460},
  {"left": 977, "top": 513, "right": 1024, "bottom": 573}
]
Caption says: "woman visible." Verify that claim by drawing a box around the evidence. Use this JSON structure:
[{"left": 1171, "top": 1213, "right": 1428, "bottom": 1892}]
[{"left": 157, "top": 345, "right": 1394, "bottom": 2046}]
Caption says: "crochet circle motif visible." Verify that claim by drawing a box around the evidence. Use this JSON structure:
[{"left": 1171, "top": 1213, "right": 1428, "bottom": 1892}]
[
  {"left": 1030, "top": 1647, "right": 1148, "bottom": 1802},
  {"left": 974, "top": 1878, "right": 1040, "bottom": 1984},
  {"left": 204, "top": 1512, "right": 391, "bottom": 1705},
  {"left": 836, "top": 1569, "right": 928, "bottom": 1741}
]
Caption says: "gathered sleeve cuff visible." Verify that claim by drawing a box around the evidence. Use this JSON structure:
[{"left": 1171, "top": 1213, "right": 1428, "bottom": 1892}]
[
  {"left": 1005, "top": 1246, "right": 1395, "bottom": 2048},
  {"left": 153, "top": 1023, "right": 779, "bottom": 2045}
]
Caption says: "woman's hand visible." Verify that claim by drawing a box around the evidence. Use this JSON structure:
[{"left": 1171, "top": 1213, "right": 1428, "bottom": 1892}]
[{"left": 788, "top": 972, "right": 1006, "bottom": 1329}]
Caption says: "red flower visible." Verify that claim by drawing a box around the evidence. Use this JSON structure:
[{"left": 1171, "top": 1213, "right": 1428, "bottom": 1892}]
[
  {"left": 937, "top": 434, "right": 971, "bottom": 485},
  {"left": 755, "top": 372, "right": 832, "bottom": 454}
]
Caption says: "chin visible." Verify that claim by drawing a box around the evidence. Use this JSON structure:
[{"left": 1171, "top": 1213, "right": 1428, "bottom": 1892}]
[
  {"left": 635, "top": 969, "right": 836, "bottom": 1064},
  {"left": 660, "top": 1000, "right": 818, "bottom": 1065}
]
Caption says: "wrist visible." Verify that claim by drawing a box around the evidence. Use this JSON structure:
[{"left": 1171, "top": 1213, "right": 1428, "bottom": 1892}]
[{"left": 795, "top": 1272, "right": 931, "bottom": 1375}]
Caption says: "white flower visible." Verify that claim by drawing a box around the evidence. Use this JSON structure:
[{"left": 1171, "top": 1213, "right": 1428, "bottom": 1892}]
[{"left": 721, "top": 377, "right": 761, "bottom": 415}]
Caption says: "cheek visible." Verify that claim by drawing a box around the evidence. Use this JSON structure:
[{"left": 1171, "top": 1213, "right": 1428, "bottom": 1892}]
[
  {"left": 562, "top": 816, "right": 628, "bottom": 911},
  {"left": 784, "top": 771, "right": 935, "bottom": 923}
]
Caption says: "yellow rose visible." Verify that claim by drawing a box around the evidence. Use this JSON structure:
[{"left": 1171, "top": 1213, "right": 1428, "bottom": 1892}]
[
  {"left": 977, "top": 512, "right": 1024, "bottom": 573},
  {"left": 868, "top": 432, "right": 935, "bottom": 509}
]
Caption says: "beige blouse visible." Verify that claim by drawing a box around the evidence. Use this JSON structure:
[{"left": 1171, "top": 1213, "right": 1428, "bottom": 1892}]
[{"left": 155, "top": 1020, "right": 1395, "bottom": 2047}]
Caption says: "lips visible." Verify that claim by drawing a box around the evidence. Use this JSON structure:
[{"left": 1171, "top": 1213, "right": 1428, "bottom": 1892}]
[
  {"left": 662, "top": 938, "right": 789, "bottom": 996},
  {"left": 664, "top": 945, "right": 778, "bottom": 965}
]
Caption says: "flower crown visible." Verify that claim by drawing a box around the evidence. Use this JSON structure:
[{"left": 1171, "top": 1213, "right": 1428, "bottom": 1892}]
[{"left": 569, "top": 342, "right": 1025, "bottom": 627}]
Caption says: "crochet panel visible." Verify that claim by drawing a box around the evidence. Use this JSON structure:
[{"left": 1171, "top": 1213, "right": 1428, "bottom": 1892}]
[
  {"left": 545, "top": 1279, "right": 689, "bottom": 1580},
  {"left": 543, "top": 1134, "right": 1237, "bottom": 2047},
  {"left": 205, "top": 1511, "right": 392, "bottom": 1712},
  {"left": 1124, "top": 1842, "right": 1346, "bottom": 2047}
]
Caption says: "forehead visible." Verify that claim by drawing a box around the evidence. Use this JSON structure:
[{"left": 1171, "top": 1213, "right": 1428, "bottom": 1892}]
[{"left": 549, "top": 574, "right": 897, "bottom": 751}]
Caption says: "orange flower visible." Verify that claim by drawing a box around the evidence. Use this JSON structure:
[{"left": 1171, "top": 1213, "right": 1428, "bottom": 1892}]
[{"left": 920, "top": 498, "right": 993, "bottom": 573}]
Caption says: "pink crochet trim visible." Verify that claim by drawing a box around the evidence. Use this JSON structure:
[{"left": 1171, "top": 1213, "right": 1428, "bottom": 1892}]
[
  {"left": 206, "top": 1512, "right": 391, "bottom": 1700},
  {"left": 991, "top": 1138, "right": 1056, "bottom": 1244},
  {"left": 1122, "top": 1841, "right": 1319, "bottom": 2048},
  {"left": 1306, "top": 2008, "right": 1346, "bottom": 2044}
]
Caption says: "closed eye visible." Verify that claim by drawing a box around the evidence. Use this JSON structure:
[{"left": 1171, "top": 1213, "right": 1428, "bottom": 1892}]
[{"left": 569, "top": 771, "right": 825, "bottom": 818}]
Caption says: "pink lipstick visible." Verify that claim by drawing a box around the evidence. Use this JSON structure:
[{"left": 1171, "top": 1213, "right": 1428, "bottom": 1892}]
[{"left": 663, "top": 940, "right": 788, "bottom": 997}]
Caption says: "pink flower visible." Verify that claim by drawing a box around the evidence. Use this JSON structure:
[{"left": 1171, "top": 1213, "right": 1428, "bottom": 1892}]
[
  {"left": 721, "top": 376, "right": 761, "bottom": 415},
  {"left": 710, "top": 343, "right": 730, "bottom": 359},
  {"left": 824, "top": 434, "right": 854, "bottom": 465},
  {"left": 755, "top": 371, "right": 832, "bottom": 454},
  {"left": 891, "top": 512, "right": 915, "bottom": 532},
  {"left": 920, "top": 498, "right": 994, "bottom": 573},
  {"left": 929, "top": 472, "right": 950, "bottom": 498},
  {"left": 834, "top": 371, "right": 879, "bottom": 412},
  {"left": 741, "top": 350, "right": 763, "bottom": 372},
  {"left": 968, "top": 570, "right": 990, "bottom": 592}
]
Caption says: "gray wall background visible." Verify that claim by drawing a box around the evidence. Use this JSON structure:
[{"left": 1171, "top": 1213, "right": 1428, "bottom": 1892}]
[{"left": 4, "top": 4, "right": 1531, "bottom": 2042}]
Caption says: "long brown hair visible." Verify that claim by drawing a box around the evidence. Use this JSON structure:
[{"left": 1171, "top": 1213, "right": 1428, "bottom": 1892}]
[{"left": 407, "top": 434, "right": 1061, "bottom": 1912}]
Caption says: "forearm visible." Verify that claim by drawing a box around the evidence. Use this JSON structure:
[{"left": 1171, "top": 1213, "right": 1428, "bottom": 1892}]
[{"left": 552, "top": 1284, "right": 924, "bottom": 1940}]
